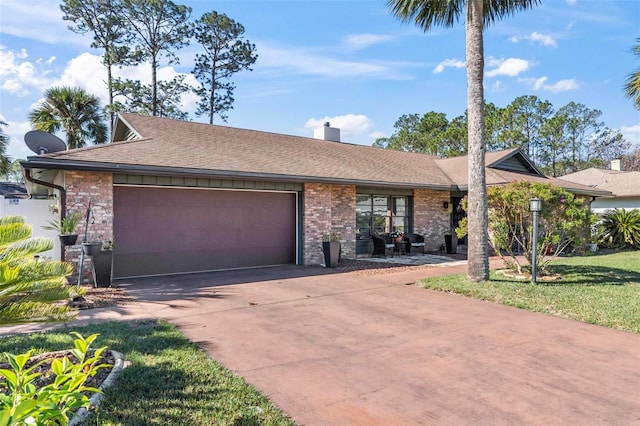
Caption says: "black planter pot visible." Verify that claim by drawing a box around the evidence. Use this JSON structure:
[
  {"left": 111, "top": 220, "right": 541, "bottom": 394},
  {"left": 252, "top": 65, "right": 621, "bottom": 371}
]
[
  {"left": 59, "top": 234, "right": 78, "bottom": 246},
  {"left": 444, "top": 234, "right": 458, "bottom": 254},
  {"left": 322, "top": 241, "right": 341, "bottom": 268},
  {"left": 91, "top": 250, "right": 113, "bottom": 288},
  {"left": 82, "top": 242, "right": 103, "bottom": 256}
]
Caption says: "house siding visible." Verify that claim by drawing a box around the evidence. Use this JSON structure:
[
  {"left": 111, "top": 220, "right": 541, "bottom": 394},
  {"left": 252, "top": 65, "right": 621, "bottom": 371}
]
[
  {"left": 413, "top": 189, "right": 451, "bottom": 251},
  {"left": 303, "top": 183, "right": 356, "bottom": 265},
  {"left": 64, "top": 171, "right": 114, "bottom": 283}
]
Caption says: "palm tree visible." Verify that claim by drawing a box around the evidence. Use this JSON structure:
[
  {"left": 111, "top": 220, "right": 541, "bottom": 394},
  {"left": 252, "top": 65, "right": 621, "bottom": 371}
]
[
  {"left": 624, "top": 37, "right": 640, "bottom": 110},
  {"left": 387, "top": 0, "right": 540, "bottom": 282},
  {"left": 0, "top": 215, "right": 75, "bottom": 325},
  {"left": 28, "top": 86, "right": 108, "bottom": 149}
]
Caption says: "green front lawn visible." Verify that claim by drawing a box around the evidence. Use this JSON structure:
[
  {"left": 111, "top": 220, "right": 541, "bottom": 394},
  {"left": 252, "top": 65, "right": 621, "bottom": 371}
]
[
  {"left": 0, "top": 320, "right": 294, "bottom": 426},
  {"left": 420, "top": 250, "right": 640, "bottom": 333}
]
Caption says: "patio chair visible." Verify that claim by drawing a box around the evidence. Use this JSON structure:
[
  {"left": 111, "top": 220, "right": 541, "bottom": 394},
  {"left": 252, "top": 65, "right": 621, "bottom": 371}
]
[
  {"left": 372, "top": 234, "right": 395, "bottom": 258},
  {"left": 404, "top": 233, "right": 425, "bottom": 255}
]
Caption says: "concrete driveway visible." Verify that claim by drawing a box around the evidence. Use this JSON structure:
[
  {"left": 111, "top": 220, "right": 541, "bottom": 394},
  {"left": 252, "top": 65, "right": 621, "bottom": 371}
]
[{"left": 114, "top": 263, "right": 640, "bottom": 425}]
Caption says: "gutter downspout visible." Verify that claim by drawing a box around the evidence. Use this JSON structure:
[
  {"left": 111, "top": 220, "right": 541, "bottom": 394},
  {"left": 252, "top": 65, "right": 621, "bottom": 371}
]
[{"left": 24, "top": 168, "right": 67, "bottom": 261}]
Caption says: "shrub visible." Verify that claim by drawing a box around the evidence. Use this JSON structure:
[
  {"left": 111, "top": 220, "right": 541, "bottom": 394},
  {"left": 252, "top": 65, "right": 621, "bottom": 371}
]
[
  {"left": 0, "top": 332, "right": 109, "bottom": 425},
  {"left": 455, "top": 181, "right": 592, "bottom": 274},
  {"left": 599, "top": 209, "right": 640, "bottom": 249}
]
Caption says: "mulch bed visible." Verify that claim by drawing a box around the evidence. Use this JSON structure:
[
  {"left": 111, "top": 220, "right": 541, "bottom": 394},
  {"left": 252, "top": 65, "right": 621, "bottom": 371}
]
[{"left": 67, "top": 285, "right": 133, "bottom": 310}]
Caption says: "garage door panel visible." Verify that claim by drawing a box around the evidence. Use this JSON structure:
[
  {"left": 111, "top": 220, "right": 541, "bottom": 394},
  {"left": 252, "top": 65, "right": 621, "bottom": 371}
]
[{"left": 113, "top": 186, "right": 296, "bottom": 278}]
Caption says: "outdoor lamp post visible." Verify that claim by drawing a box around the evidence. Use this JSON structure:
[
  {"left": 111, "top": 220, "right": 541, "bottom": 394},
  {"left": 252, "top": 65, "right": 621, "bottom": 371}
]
[{"left": 530, "top": 198, "right": 542, "bottom": 284}]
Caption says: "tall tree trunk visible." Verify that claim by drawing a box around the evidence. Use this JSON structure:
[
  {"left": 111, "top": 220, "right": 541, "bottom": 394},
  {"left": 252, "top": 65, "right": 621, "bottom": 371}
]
[
  {"left": 107, "top": 62, "right": 114, "bottom": 138},
  {"left": 151, "top": 57, "right": 158, "bottom": 116},
  {"left": 465, "top": 0, "right": 489, "bottom": 282},
  {"left": 209, "top": 67, "right": 215, "bottom": 124}
]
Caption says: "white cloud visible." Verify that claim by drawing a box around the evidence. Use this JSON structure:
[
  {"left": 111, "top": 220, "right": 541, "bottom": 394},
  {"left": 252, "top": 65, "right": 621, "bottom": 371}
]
[
  {"left": 56, "top": 53, "right": 108, "bottom": 100},
  {"left": 486, "top": 58, "right": 530, "bottom": 77},
  {"left": 545, "top": 79, "right": 579, "bottom": 92},
  {"left": 510, "top": 32, "right": 557, "bottom": 47},
  {"left": 433, "top": 58, "right": 465, "bottom": 74},
  {"left": 566, "top": 0, "right": 577, "bottom": 5},
  {"left": 256, "top": 42, "right": 412, "bottom": 80},
  {"left": 520, "top": 76, "right": 580, "bottom": 92},
  {"left": 0, "top": 47, "right": 56, "bottom": 95},
  {"left": 344, "top": 34, "right": 394, "bottom": 50},
  {"left": 0, "top": 115, "right": 37, "bottom": 160},
  {"left": 304, "top": 114, "right": 373, "bottom": 137},
  {"left": 51, "top": 53, "right": 199, "bottom": 115},
  {"left": 491, "top": 80, "right": 503, "bottom": 92},
  {"left": 368, "top": 131, "right": 386, "bottom": 140},
  {"left": 621, "top": 123, "right": 640, "bottom": 146}
]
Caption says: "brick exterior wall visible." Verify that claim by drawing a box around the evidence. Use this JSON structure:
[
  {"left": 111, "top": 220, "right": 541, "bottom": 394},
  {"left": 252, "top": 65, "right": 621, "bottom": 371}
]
[
  {"left": 64, "top": 171, "right": 113, "bottom": 284},
  {"left": 303, "top": 183, "right": 356, "bottom": 265},
  {"left": 413, "top": 189, "right": 451, "bottom": 251},
  {"left": 58, "top": 172, "right": 450, "bottom": 274}
]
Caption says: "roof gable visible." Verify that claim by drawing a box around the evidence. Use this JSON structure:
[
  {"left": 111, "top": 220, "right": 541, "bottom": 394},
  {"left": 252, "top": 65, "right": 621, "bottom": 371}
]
[{"left": 486, "top": 148, "right": 543, "bottom": 176}]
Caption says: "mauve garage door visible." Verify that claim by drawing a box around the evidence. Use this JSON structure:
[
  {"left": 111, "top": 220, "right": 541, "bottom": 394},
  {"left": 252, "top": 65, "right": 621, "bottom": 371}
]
[{"left": 113, "top": 186, "right": 296, "bottom": 278}]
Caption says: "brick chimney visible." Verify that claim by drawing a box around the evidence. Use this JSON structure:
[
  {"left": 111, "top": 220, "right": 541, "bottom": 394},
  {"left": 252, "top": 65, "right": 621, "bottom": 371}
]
[
  {"left": 313, "top": 122, "right": 340, "bottom": 142},
  {"left": 610, "top": 158, "right": 623, "bottom": 171}
]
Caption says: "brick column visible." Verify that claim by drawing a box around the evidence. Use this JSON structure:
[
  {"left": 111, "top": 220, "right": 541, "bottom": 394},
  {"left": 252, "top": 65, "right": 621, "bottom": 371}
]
[
  {"left": 413, "top": 189, "right": 451, "bottom": 251},
  {"left": 303, "top": 183, "right": 356, "bottom": 265},
  {"left": 64, "top": 171, "right": 114, "bottom": 284}
]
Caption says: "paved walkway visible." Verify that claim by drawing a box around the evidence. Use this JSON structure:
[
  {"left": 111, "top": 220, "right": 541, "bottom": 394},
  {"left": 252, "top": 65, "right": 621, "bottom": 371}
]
[{"left": 3, "top": 259, "right": 640, "bottom": 425}]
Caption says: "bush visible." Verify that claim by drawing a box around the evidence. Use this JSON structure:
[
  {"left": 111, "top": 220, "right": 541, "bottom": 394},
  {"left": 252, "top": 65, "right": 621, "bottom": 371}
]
[
  {"left": 599, "top": 209, "right": 640, "bottom": 249},
  {"left": 455, "top": 181, "right": 592, "bottom": 274},
  {"left": 0, "top": 332, "right": 109, "bottom": 426}
]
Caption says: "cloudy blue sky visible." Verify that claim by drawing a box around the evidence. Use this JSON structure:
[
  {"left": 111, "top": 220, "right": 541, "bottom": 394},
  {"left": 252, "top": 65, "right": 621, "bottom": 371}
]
[{"left": 1, "top": 0, "right": 639, "bottom": 161}]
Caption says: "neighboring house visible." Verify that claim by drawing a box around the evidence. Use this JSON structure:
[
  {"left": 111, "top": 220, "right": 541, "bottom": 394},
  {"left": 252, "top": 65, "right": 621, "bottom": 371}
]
[
  {"left": 559, "top": 160, "right": 640, "bottom": 214},
  {"left": 21, "top": 113, "right": 608, "bottom": 279}
]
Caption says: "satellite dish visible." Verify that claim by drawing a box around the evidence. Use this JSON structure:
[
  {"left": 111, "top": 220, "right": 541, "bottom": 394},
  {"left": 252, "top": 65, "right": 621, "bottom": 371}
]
[{"left": 24, "top": 131, "right": 67, "bottom": 155}]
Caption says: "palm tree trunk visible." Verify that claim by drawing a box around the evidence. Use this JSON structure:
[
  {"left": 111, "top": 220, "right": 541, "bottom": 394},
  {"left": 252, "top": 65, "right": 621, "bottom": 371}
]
[{"left": 465, "top": 0, "right": 489, "bottom": 282}]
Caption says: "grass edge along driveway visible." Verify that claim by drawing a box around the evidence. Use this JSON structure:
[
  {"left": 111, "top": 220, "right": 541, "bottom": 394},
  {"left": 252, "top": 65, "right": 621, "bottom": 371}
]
[
  {"left": 419, "top": 250, "right": 640, "bottom": 334},
  {"left": 0, "top": 320, "right": 295, "bottom": 426}
]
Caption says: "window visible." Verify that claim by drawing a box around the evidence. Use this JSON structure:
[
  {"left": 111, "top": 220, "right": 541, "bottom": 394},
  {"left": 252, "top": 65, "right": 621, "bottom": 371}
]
[{"left": 356, "top": 194, "right": 411, "bottom": 238}]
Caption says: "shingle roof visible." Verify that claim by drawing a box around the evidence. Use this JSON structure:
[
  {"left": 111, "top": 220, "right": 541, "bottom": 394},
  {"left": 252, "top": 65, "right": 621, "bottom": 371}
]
[
  {"left": 559, "top": 168, "right": 640, "bottom": 197},
  {"left": 23, "top": 113, "right": 609, "bottom": 196},
  {"left": 33, "top": 113, "right": 454, "bottom": 189},
  {"left": 434, "top": 148, "right": 606, "bottom": 195}
]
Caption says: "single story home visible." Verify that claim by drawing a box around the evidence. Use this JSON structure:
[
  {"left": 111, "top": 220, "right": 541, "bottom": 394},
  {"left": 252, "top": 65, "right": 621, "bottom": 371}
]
[
  {"left": 21, "top": 113, "right": 608, "bottom": 279},
  {"left": 559, "top": 160, "right": 640, "bottom": 214}
]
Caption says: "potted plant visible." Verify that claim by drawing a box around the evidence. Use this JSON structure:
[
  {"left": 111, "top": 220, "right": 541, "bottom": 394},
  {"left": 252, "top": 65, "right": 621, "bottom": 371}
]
[
  {"left": 444, "top": 229, "right": 458, "bottom": 254},
  {"left": 43, "top": 212, "right": 80, "bottom": 246},
  {"left": 321, "top": 231, "right": 341, "bottom": 268},
  {"left": 91, "top": 239, "right": 114, "bottom": 288},
  {"left": 82, "top": 241, "right": 103, "bottom": 256}
]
